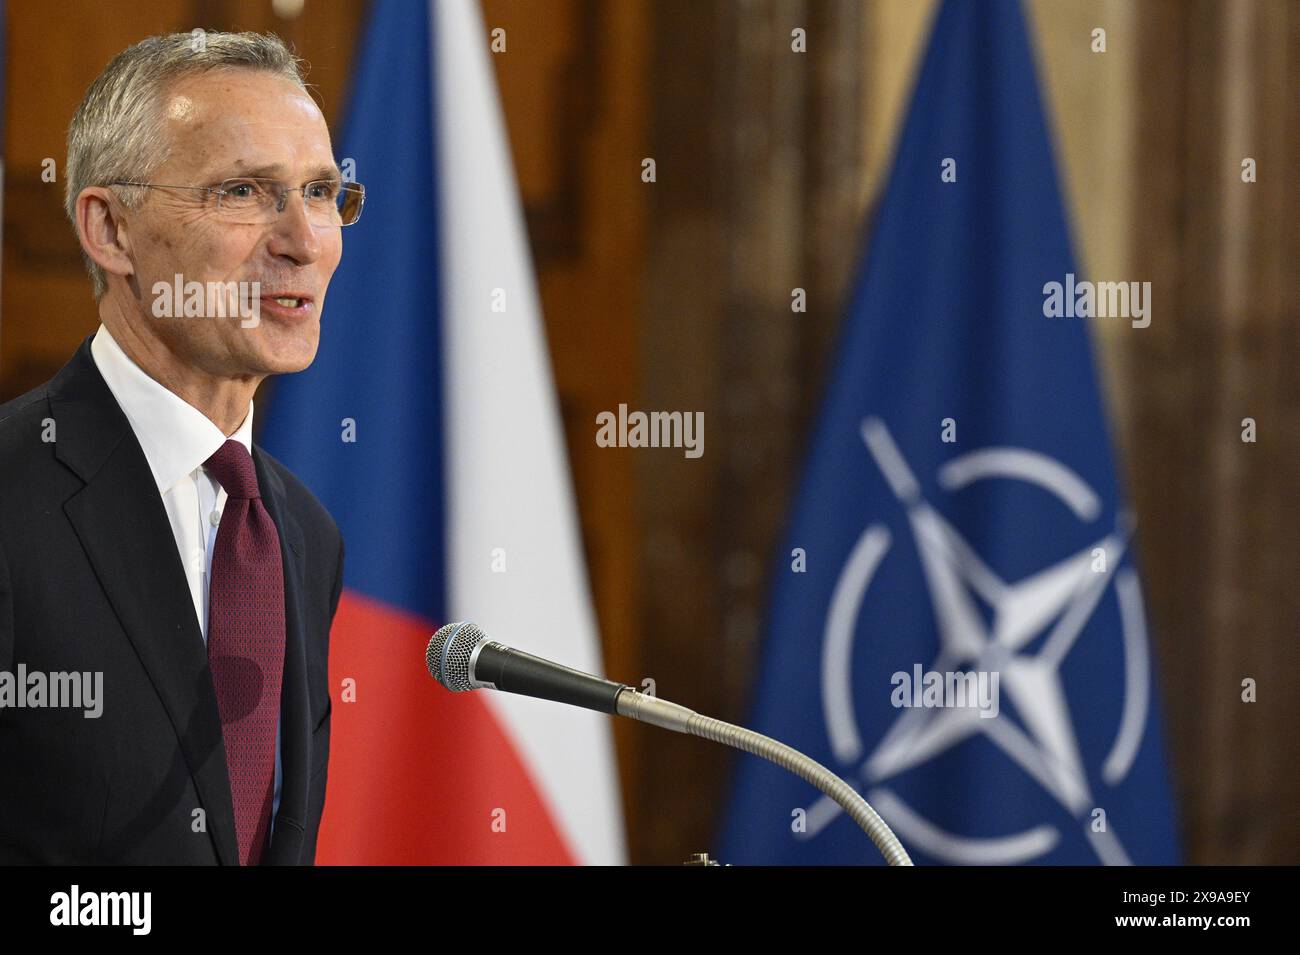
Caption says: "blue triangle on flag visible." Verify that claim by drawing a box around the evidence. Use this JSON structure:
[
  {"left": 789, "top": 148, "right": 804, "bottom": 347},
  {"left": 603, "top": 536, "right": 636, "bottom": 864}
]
[{"left": 261, "top": 0, "right": 445, "bottom": 625}]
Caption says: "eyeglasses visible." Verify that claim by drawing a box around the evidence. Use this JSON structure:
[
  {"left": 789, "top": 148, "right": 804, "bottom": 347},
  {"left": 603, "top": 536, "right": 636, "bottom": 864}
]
[{"left": 106, "top": 177, "right": 366, "bottom": 226}]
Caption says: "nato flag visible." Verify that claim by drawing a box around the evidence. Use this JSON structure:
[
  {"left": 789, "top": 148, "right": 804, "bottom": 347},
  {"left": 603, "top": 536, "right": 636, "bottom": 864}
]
[{"left": 716, "top": 0, "right": 1180, "bottom": 865}]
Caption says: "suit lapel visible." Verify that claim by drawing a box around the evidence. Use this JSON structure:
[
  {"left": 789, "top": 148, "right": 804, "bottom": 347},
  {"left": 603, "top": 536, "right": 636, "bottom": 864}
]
[
  {"left": 254, "top": 449, "right": 311, "bottom": 865},
  {"left": 52, "top": 337, "right": 240, "bottom": 865}
]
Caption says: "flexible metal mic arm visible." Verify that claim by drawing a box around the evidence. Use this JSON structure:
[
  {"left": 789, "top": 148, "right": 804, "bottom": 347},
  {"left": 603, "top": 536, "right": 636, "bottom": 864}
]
[
  {"left": 616, "top": 689, "right": 913, "bottom": 867},
  {"left": 426, "top": 621, "right": 912, "bottom": 866}
]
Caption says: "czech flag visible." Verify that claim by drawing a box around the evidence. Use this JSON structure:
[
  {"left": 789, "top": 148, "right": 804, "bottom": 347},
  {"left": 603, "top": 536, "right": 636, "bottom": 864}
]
[{"left": 261, "top": 0, "right": 626, "bottom": 865}]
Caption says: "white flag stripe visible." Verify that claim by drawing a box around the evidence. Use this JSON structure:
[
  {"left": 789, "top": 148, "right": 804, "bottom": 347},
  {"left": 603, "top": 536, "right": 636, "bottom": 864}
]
[{"left": 435, "top": 0, "right": 627, "bottom": 865}]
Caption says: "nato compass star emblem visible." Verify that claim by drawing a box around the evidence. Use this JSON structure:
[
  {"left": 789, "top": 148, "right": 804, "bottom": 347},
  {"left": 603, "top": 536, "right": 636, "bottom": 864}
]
[{"left": 803, "top": 418, "right": 1153, "bottom": 865}]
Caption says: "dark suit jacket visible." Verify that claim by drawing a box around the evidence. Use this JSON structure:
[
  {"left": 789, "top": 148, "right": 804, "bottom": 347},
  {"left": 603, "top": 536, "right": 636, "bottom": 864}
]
[{"left": 0, "top": 335, "right": 343, "bottom": 864}]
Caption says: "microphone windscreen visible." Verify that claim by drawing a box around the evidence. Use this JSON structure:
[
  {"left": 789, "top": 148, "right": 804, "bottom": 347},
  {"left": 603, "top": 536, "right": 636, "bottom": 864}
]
[{"left": 426, "top": 621, "right": 485, "bottom": 691}]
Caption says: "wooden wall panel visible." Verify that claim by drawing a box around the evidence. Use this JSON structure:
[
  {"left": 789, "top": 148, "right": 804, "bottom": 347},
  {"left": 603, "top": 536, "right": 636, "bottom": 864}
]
[
  {"left": 481, "top": 0, "right": 650, "bottom": 858},
  {"left": 1127, "top": 0, "right": 1299, "bottom": 864}
]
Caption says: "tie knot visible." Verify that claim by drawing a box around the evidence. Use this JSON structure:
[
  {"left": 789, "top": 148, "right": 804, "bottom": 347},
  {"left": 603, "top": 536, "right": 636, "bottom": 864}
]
[{"left": 204, "top": 440, "right": 260, "bottom": 499}]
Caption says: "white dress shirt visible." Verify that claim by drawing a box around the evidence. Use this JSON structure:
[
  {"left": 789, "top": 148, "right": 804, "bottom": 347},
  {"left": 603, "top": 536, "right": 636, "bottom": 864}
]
[{"left": 90, "top": 323, "right": 282, "bottom": 825}]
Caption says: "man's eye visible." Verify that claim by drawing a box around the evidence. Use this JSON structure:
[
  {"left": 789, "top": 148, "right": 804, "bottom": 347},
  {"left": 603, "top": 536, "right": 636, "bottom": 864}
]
[
  {"left": 226, "top": 182, "right": 257, "bottom": 198},
  {"left": 307, "top": 182, "right": 340, "bottom": 200}
]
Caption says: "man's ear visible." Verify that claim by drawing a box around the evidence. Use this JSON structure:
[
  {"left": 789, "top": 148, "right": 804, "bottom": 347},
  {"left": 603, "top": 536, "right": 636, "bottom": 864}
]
[{"left": 76, "top": 187, "right": 136, "bottom": 283}]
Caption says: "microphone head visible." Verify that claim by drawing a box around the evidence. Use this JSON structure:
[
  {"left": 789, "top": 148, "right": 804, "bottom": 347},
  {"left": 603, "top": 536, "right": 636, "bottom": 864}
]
[{"left": 426, "top": 621, "right": 487, "bottom": 691}]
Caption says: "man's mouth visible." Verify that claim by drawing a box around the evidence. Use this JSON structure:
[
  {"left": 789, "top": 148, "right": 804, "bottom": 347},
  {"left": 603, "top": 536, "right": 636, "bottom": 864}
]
[{"left": 263, "top": 292, "right": 313, "bottom": 307}]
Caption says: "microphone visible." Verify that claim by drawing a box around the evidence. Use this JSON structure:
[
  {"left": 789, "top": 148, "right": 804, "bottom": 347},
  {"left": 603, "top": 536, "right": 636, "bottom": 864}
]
[
  {"left": 426, "top": 621, "right": 630, "bottom": 714},
  {"left": 424, "top": 621, "right": 914, "bottom": 866}
]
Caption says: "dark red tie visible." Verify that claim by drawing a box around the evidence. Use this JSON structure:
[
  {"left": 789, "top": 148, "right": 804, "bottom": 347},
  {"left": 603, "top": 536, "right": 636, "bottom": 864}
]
[{"left": 204, "top": 439, "right": 286, "bottom": 866}]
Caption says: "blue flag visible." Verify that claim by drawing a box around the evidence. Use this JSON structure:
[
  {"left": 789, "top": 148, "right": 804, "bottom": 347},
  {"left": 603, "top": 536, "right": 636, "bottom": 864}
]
[{"left": 717, "top": 0, "right": 1180, "bottom": 865}]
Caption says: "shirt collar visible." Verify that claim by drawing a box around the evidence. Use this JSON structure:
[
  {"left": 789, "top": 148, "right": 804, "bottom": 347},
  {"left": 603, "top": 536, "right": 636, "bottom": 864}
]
[{"left": 90, "top": 324, "right": 255, "bottom": 493}]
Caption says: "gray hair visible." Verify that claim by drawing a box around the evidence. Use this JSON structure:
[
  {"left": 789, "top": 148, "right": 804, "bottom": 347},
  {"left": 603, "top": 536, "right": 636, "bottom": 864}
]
[{"left": 65, "top": 31, "right": 309, "bottom": 299}]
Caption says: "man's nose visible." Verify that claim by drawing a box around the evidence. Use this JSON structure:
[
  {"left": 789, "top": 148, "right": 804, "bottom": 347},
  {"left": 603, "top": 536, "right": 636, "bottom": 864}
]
[{"left": 266, "top": 188, "right": 324, "bottom": 263}]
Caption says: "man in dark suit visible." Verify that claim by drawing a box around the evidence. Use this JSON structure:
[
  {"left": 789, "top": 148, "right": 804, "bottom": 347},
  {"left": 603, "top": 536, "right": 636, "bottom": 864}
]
[{"left": 0, "top": 31, "right": 359, "bottom": 864}]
